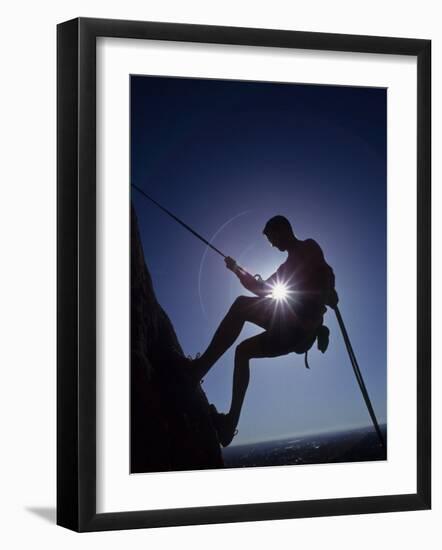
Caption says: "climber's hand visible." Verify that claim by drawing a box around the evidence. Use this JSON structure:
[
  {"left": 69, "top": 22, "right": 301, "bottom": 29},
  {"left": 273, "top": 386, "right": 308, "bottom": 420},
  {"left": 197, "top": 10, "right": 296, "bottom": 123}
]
[{"left": 225, "top": 256, "right": 238, "bottom": 273}]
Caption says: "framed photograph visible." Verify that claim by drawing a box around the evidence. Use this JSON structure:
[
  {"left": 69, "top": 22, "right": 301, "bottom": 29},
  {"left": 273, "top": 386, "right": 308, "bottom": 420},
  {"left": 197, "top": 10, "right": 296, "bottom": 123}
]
[{"left": 57, "top": 17, "right": 431, "bottom": 531}]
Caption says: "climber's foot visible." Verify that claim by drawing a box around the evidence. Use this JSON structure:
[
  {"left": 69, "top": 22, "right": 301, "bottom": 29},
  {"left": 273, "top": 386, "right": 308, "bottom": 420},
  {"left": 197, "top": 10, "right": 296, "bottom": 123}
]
[
  {"left": 185, "top": 354, "right": 206, "bottom": 385},
  {"left": 209, "top": 405, "right": 238, "bottom": 447}
]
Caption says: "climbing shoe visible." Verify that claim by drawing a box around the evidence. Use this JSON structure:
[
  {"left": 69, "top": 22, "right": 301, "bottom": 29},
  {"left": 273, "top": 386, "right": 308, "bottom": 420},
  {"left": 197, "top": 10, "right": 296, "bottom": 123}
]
[
  {"left": 183, "top": 353, "right": 206, "bottom": 385},
  {"left": 209, "top": 404, "right": 238, "bottom": 447}
]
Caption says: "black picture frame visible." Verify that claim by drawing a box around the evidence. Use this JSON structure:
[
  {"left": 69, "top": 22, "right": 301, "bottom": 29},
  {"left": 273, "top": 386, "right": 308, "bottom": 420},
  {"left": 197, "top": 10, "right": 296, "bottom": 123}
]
[{"left": 57, "top": 17, "right": 431, "bottom": 532}]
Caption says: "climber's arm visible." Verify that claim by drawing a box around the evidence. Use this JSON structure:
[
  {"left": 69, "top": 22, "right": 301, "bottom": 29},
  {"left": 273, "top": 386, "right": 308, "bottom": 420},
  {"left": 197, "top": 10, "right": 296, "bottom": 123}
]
[{"left": 225, "top": 257, "right": 269, "bottom": 297}]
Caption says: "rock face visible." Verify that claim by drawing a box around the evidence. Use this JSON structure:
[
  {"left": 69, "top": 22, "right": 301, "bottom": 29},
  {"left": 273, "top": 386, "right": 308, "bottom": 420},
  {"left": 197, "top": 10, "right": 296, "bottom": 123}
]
[{"left": 131, "top": 206, "right": 223, "bottom": 473}]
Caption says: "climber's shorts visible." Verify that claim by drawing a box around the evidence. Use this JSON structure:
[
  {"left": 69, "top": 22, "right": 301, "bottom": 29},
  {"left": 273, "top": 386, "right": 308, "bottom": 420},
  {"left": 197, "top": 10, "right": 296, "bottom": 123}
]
[
  {"left": 230, "top": 295, "right": 318, "bottom": 357},
  {"left": 258, "top": 325, "right": 313, "bottom": 357}
]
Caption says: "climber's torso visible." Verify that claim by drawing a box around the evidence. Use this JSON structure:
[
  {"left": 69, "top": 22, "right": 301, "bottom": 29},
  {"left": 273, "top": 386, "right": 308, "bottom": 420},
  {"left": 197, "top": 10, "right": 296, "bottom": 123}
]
[{"left": 265, "top": 239, "right": 331, "bottom": 330}]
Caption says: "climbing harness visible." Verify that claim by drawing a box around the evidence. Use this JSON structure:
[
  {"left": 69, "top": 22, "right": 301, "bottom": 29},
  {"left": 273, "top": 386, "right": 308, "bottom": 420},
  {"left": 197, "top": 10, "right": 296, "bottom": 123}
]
[{"left": 132, "top": 184, "right": 386, "bottom": 451}]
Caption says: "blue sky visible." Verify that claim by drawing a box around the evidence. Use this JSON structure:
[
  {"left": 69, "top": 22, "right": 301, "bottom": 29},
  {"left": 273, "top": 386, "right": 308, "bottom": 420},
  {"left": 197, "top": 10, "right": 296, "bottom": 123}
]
[{"left": 131, "top": 75, "right": 386, "bottom": 446}]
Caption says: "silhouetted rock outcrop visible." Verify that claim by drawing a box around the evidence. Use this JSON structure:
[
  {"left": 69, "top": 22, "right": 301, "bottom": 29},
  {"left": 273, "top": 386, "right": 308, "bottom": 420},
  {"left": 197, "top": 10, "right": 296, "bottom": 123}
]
[{"left": 131, "top": 205, "right": 223, "bottom": 473}]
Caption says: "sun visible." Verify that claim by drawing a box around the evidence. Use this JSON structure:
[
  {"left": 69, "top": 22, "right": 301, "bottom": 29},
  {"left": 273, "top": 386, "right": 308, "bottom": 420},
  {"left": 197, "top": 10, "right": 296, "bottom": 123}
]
[{"left": 270, "top": 282, "right": 289, "bottom": 301}]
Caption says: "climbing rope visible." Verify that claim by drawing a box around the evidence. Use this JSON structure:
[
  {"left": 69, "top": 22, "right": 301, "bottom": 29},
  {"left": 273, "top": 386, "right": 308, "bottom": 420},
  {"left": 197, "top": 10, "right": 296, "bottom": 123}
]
[{"left": 334, "top": 305, "right": 386, "bottom": 451}]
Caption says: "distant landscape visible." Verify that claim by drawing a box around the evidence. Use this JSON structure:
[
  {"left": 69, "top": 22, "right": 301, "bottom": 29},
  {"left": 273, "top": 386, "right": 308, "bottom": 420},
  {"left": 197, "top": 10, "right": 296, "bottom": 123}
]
[{"left": 222, "top": 425, "right": 387, "bottom": 469}]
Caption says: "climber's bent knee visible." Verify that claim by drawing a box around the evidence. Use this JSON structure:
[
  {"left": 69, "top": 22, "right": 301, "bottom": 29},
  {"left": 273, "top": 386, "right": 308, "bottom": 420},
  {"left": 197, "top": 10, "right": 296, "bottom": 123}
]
[
  {"left": 231, "top": 295, "right": 251, "bottom": 312},
  {"left": 236, "top": 331, "right": 297, "bottom": 361},
  {"left": 235, "top": 337, "right": 263, "bottom": 362},
  {"left": 229, "top": 296, "right": 270, "bottom": 328},
  {"left": 235, "top": 341, "right": 249, "bottom": 361}
]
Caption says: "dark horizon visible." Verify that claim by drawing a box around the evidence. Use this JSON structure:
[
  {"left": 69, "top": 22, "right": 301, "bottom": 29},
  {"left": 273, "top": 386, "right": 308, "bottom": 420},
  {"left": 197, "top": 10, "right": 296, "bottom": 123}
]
[{"left": 225, "top": 422, "right": 387, "bottom": 448}]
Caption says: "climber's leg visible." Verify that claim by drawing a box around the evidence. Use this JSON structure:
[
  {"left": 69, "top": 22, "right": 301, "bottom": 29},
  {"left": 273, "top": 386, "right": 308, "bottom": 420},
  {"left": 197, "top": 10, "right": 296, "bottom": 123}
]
[
  {"left": 213, "top": 331, "right": 288, "bottom": 447},
  {"left": 229, "top": 333, "right": 279, "bottom": 428},
  {"left": 193, "top": 296, "right": 269, "bottom": 380}
]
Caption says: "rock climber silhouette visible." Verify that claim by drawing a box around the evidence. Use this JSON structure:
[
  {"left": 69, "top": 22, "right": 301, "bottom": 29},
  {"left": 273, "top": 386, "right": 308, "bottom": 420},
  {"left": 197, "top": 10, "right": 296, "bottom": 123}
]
[{"left": 191, "top": 215, "right": 338, "bottom": 447}]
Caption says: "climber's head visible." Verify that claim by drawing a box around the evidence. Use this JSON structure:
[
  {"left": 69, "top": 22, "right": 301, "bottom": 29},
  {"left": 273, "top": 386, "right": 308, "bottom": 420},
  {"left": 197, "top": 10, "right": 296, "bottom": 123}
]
[{"left": 263, "top": 215, "right": 296, "bottom": 251}]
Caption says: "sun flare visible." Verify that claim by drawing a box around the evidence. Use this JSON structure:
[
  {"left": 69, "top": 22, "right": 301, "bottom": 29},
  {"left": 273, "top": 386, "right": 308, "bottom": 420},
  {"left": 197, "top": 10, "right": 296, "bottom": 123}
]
[{"left": 270, "top": 282, "right": 289, "bottom": 301}]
